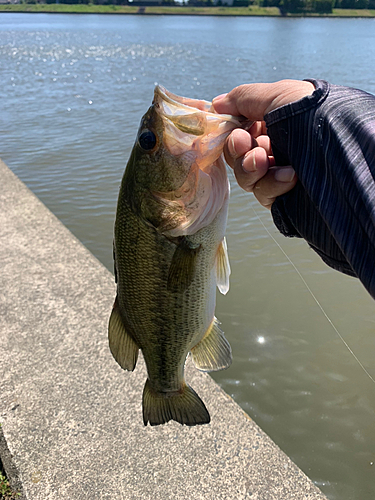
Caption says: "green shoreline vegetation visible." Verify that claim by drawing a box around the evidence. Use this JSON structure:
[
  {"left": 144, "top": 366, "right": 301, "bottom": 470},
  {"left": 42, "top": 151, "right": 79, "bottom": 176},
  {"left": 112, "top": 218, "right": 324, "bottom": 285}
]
[
  {"left": 0, "top": 467, "right": 19, "bottom": 500},
  {"left": 0, "top": 3, "right": 374, "bottom": 17}
]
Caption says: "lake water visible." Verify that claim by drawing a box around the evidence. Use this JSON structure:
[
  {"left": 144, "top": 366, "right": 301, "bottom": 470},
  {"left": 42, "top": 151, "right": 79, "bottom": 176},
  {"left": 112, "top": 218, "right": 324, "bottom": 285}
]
[{"left": 1, "top": 12, "right": 375, "bottom": 499}]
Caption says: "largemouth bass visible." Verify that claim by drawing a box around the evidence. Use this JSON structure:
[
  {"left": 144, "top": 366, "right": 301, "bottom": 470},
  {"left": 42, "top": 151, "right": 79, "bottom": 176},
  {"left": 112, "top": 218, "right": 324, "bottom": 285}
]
[{"left": 109, "top": 86, "right": 243, "bottom": 426}]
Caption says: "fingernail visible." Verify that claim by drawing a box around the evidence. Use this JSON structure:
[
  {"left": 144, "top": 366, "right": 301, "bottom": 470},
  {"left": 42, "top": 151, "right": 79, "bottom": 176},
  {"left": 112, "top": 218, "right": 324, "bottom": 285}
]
[
  {"left": 274, "top": 167, "right": 295, "bottom": 183},
  {"left": 212, "top": 93, "right": 227, "bottom": 104},
  {"left": 228, "top": 135, "right": 237, "bottom": 158},
  {"left": 242, "top": 151, "right": 257, "bottom": 173}
]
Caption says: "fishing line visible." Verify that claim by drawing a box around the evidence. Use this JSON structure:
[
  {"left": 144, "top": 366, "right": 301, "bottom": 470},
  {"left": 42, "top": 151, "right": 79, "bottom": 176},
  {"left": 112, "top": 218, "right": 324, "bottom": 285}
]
[{"left": 251, "top": 204, "right": 375, "bottom": 385}]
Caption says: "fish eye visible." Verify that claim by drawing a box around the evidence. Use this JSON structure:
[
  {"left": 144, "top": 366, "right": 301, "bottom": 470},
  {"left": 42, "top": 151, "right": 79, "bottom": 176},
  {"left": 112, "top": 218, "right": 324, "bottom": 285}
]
[{"left": 138, "top": 129, "right": 157, "bottom": 151}]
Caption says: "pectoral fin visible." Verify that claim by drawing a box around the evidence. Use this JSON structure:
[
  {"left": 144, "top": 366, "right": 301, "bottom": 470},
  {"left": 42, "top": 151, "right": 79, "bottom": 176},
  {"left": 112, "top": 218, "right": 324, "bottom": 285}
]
[
  {"left": 216, "top": 237, "right": 230, "bottom": 295},
  {"left": 108, "top": 297, "right": 139, "bottom": 371},
  {"left": 167, "top": 237, "right": 201, "bottom": 292},
  {"left": 191, "top": 317, "right": 232, "bottom": 372}
]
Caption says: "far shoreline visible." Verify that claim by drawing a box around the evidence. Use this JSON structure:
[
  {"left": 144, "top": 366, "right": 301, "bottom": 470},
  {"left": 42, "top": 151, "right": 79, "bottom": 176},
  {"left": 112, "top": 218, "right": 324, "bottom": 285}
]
[{"left": 0, "top": 4, "right": 375, "bottom": 18}]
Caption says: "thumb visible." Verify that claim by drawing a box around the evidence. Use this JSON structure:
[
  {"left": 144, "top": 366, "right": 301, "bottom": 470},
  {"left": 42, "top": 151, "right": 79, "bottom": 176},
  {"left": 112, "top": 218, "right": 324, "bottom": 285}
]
[{"left": 213, "top": 83, "right": 277, "bottom": 121}]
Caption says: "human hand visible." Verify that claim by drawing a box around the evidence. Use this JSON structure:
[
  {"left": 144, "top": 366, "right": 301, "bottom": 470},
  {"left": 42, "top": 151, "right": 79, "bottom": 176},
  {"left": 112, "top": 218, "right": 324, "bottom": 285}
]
[{"left": 213, "top": 80, "right": 315, "bottom": 209}]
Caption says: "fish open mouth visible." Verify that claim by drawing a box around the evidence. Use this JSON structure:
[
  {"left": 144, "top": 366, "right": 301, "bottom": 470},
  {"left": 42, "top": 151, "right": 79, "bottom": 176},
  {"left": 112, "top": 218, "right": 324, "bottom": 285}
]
[
  {"left": 153, "top": 85, "right": 247, "bottom": 170},
  {"left": 150, "top": 85, "right": 249, "bottom": 237}
]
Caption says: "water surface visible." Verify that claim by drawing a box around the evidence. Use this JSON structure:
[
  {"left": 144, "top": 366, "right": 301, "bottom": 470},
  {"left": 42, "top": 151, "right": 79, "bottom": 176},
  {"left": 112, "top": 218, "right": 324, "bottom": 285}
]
[{"left": 1, "top": 13, "right": 375, "bottom": 499}]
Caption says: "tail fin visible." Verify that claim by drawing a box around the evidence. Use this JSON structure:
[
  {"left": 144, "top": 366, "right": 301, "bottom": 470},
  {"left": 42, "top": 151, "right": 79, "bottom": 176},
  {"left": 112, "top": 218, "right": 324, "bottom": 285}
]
[{"left": 142, "top": 379, "right": 210, "bottom": 426}]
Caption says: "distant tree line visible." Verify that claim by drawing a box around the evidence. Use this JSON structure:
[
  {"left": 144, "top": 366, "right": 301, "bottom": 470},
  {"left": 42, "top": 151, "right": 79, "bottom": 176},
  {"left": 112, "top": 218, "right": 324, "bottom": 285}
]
[
  {"left": 261, "top": 0, "right": 374, "bottom": 14},
  {"left": 24, "top": 0, "right": 375, "bottom": 12}
]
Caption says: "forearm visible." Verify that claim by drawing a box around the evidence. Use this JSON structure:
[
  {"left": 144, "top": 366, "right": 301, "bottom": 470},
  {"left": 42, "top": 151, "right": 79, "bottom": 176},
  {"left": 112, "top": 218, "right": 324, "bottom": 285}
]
[{"left": 267, "top": 80, "right": 375, "bottom": 297}]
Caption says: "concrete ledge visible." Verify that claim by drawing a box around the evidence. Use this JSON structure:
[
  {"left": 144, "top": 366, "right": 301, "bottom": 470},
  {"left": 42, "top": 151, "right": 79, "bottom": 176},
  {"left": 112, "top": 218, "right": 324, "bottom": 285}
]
[{"left": 0, "top": 159, "right": 327, "bottom": 500}]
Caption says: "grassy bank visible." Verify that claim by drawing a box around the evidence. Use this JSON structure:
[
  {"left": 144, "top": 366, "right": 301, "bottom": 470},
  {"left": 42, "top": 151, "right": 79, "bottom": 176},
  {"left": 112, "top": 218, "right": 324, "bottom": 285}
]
[
  {"left": 0, "top": 4, "right": 374, "bottom": 16},
  {"left": 0, "top": 4, "right": 277, "bottom": 15}
]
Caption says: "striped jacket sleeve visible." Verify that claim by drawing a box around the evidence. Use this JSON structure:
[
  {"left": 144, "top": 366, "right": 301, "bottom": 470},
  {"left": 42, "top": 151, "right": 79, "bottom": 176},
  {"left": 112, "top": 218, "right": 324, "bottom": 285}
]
[{"left": 266, "top": 79, "right": 375, "bottom": 299}]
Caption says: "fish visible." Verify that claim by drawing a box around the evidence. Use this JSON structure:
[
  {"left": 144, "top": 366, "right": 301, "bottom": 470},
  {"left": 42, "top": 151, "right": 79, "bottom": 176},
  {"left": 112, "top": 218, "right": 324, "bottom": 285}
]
[{"left": 108, "top": 85, "right": 244, "bottom": 426}]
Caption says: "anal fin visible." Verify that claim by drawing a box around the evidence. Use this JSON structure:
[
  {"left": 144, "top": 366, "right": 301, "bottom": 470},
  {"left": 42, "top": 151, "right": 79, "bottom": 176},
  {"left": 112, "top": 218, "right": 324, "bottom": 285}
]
[
  {"left": 191, "top": 317, "right": 232, "bottom": 372},
  {"left": 108, "top": 297, "right": 139, "bottom": 371},
  {"left": 216, "top": 237, "right": 231, "bottom": 295},
  {"left": 142, "top": 379, "right": 210, "bottom": 426}
]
